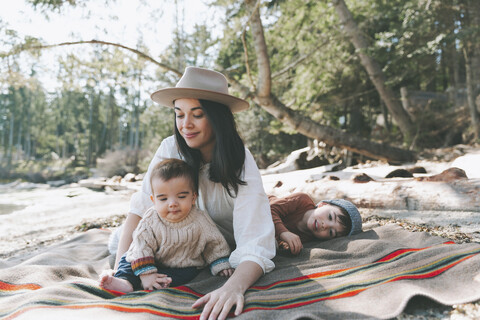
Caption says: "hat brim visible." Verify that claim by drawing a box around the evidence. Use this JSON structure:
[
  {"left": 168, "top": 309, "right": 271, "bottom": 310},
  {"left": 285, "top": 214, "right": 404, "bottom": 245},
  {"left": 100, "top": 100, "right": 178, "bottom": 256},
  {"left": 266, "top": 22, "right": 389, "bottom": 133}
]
[{"left": 150, "top": 88, "right": 249, "bottom": 113}]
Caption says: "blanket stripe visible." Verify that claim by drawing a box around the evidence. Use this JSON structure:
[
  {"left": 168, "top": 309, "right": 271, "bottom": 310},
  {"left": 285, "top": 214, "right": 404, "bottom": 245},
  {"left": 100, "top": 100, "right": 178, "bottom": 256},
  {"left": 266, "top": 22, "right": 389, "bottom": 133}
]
[
  {"left": 0, "top": 281, "right": 42, "bottom": 293},
  {"left": 1, "top": 242, "right": 479, "bottom": 319}
]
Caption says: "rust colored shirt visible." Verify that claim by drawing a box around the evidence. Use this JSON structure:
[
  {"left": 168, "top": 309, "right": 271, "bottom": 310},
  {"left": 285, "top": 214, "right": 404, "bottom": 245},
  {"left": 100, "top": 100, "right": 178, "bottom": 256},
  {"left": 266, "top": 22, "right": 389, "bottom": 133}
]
[{"left": 268, "top": 192, "right": 316, "bottom": 243}]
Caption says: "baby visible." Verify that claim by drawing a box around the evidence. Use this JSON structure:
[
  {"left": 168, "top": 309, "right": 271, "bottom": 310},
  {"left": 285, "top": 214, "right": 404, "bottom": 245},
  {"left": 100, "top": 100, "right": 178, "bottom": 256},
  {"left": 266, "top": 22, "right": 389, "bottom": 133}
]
[
  {"left": 269, "top": 192, "right": 362, "bottom": 255},
  {"left": 100, "top": 158, "right": 233, "bottom": 292}
]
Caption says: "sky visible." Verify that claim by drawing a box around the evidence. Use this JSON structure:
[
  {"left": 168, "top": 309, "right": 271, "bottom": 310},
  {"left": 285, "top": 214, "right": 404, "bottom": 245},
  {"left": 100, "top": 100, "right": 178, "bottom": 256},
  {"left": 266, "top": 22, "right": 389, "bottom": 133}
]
[{"left": 0, "top": 0, "right": 219, "bottom": 91}]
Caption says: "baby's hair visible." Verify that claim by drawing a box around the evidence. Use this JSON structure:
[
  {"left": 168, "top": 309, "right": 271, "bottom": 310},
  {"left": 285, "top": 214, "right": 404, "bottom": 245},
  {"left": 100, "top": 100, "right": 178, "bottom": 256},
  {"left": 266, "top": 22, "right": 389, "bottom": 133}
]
[
  {"left": 149, "top": 158, "right": 198, "bottom": 195},
  {"left": 317, "top": 202, "right": 352, "bottom": 237}
]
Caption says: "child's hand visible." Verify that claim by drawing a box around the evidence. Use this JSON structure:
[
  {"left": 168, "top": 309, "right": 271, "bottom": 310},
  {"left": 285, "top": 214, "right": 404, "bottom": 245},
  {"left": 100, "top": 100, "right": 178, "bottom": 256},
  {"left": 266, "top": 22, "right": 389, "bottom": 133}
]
[
  {"left": 140, "top": 272, "right": 172, "bottom": 290},
  {"left": 218, "top": 268, "right": 234, "bottom": 277},
  {"left": 279, "top": 231, "right": 303, "bottom": 255}
]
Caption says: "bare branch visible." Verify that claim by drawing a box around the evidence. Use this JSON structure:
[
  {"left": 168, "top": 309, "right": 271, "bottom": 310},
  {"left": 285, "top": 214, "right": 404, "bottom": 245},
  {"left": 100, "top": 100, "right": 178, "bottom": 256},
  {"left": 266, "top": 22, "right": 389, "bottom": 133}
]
[
  {"left": 272, "top": 38, "right": 329, "bottom": 79},
  {"left": 12, "top": 39, "right": 183, "bottom": 77}
]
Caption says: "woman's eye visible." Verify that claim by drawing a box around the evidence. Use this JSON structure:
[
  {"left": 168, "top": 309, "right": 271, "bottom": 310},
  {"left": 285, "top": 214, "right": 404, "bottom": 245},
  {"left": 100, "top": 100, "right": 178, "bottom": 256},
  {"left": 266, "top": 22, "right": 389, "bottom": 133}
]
[
  {"left": 175, "top": 114, "right": 184, "bottom": 119},
  {"left": 328, "top": 213, "right": 332, "bottom": 220},
  {"left": 193, "top": 113, "right": 204, "bottom": 118},
  {"left": 159, "top": 198, "right": 167, "bottom": 201}
]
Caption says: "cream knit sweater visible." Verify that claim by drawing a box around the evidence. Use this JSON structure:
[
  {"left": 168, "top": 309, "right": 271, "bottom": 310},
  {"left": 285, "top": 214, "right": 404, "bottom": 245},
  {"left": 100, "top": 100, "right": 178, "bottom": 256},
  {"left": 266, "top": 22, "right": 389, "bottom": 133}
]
[{"left": 126, "top": 206, "right": 231, "bottom": 276}]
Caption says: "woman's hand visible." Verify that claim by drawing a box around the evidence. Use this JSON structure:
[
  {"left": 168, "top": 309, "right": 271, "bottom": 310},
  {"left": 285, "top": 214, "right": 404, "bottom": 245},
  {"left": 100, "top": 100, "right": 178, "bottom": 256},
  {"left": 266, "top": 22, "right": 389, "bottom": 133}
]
[
  {"left": 192, "top": 261, "right": 263, "bottom": 320},
  {"left": 192, "top": 282, "right": 244, "bottom": 320},
  {"left": 279, "top": 231, "right": 303, "bottom": 255}
]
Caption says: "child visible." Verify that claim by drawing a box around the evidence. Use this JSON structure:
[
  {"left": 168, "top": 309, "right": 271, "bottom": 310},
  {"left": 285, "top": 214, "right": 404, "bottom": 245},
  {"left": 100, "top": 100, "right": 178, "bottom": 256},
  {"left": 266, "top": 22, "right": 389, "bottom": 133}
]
[
  {"left": 100, "top": 158, "right": 234, "bottom": 292},
  {"left": 268, "top": 192, "right": 362, "bottom": 255}
]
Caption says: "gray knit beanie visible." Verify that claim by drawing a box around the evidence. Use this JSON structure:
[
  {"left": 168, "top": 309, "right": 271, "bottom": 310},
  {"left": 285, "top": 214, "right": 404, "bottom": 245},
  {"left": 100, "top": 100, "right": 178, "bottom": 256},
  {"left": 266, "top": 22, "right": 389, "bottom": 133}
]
[{"left": 321, "top": 199, "right": 362, "bottom": 236}]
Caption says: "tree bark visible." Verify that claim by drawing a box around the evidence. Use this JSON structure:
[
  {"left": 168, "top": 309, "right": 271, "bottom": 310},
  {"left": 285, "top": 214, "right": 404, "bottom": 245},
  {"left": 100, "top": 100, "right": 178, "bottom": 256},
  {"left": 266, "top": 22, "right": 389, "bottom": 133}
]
[
  {"left": 242, "top": 0, "right": 415, "bottom": 163},
  {"left": 331, "top": 0, "right": 416, "bottom": 142},
  {"left": 463, "top": 46, "right": 480, "bottom": 140}
]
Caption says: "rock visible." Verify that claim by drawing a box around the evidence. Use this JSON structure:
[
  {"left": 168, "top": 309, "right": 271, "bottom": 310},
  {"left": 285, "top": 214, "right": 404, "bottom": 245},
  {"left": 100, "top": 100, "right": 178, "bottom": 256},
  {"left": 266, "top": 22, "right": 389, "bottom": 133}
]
[
  {"left": 78, "top": 179, "right": 107, "bottom": 190},
  {"left": 135, "top": 173, "right": 145, "bottom": 181},
  {"left": 407, "top": 166, "right": 427, "bottom": 174},
  {"left": 46, "top": 180, "right": 67, "bottom": 187},
  {"left": 123, "top": 173, "right": 136, "bottom": 182},
  {"left": 109, "top": 176, "right": 122, "bottom": 184},
  {"left": 352, "top": 173, "right": 374, "bottom": 183},
  {"left": 325, "top": 175, "right": 340, "bottom": 181},
  {"left": 296, "top": 149, "right": 330, "bottom": 170},
  {"left": 331, "top": 163, "right": 346, "bottom": 172},
  {"left": 416, "top": 167, "right": 468, "bottom": 182},
  {"left": 385, "top": 169, "right": 414, "bottom": 178}
]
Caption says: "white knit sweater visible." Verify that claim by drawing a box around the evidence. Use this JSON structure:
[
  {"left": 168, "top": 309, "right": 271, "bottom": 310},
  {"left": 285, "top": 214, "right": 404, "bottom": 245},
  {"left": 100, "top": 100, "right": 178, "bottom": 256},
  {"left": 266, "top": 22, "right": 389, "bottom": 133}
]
[{"left": 126, "top": 206, "right": 231, "bottom": 276}]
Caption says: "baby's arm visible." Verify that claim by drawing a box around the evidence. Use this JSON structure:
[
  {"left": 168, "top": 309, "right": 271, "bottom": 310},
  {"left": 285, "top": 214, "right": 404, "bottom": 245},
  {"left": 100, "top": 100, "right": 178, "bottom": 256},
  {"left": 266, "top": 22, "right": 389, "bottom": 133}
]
[
  {"left": 279, "top": 231, "right": 303, "bottom": 255},
  {"left": 139, "top": 273, "right": 172, "bottom": 290}
]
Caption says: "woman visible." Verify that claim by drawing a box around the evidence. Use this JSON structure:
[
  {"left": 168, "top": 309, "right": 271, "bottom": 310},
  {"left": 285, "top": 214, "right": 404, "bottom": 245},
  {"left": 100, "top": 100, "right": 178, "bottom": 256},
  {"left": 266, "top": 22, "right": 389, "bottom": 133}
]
[{"left": 114, "top": 67, "right": 276, "bottom": 320}]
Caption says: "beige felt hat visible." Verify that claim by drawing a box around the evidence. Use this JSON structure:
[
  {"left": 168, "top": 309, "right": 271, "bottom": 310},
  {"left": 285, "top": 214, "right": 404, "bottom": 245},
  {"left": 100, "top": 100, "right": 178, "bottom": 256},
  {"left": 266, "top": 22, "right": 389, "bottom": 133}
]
[{"left": 150, "top": 67, "right": 249, "bottom": 113}]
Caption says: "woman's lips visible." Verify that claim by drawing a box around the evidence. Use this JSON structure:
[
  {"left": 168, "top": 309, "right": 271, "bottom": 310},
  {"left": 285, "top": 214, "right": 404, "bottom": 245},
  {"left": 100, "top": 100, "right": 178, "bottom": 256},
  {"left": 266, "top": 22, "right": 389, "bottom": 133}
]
[{"left": 183, "top": 132, "right": 198, "bottom": 139}]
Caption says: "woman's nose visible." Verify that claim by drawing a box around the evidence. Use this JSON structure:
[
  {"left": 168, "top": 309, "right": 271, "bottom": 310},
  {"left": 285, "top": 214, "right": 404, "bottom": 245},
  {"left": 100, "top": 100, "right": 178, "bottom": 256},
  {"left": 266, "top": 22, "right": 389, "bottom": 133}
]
[{"left": 183, "top": 114, "right": 194, "bottom": 128}]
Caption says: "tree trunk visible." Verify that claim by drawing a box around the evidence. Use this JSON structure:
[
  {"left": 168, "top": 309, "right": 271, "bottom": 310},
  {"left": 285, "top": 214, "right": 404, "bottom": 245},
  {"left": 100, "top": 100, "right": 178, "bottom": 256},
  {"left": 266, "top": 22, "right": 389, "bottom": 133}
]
[
  {"left": 87, "top": 93, "right": 93, "bottom": 167},
  {"left": 242, "top": 0, "right": 415, "bottom": 163},
  {"left": 470, "top": 0, "right": 480, "bottom": 92},
  {"left": 450, "top": 41, "right": 461, "bottom": 107},
  {"left": 463, "top": 46, "right": 480, "bottom": 140},
  {"left": 331, "top": 0, "right": 416, "bottom": 142},
  {"left": 7, "top": 112, "right": 14, "bottom": 168}
]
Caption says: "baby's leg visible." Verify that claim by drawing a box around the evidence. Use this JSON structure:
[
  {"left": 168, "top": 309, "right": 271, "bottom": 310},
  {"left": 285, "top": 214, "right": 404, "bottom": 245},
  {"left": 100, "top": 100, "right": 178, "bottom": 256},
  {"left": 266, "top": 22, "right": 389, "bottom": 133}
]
[{"left": 99, "top": 274, "right": 134, "bottom": 293}]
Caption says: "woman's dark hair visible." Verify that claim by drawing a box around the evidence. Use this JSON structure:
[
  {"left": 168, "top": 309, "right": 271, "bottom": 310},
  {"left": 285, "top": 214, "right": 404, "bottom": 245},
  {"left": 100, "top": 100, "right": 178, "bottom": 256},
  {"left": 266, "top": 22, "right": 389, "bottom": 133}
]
[{"left": 174, "top": 99, "right": 246, "bottom": 197}]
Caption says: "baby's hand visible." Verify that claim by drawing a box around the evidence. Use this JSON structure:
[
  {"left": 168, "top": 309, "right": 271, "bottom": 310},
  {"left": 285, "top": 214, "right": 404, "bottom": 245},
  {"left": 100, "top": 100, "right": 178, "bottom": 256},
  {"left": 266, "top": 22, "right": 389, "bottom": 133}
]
[
  {"left": 140, "top": 273, "right": 172, "bottom": 290},
  {"left": 279, "top": 231, "right": 303, "bottom": 255},
  {"left": 218, "top": 268, "right": 234, "bottom": 277}
]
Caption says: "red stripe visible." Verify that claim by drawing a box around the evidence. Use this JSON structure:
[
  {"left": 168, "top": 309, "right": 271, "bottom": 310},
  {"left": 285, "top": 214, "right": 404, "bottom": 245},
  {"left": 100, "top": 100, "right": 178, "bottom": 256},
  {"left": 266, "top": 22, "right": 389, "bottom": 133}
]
[{"left": 376, "top": 242, "right": 454, "bottom": 263}]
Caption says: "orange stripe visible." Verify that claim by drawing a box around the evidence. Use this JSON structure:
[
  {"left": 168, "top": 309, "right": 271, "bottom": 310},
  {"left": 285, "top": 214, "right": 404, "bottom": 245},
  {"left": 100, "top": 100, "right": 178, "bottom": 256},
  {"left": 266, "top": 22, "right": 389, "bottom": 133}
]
[{"left": 0, "top": 281, "right": 41, "bottom": 291}]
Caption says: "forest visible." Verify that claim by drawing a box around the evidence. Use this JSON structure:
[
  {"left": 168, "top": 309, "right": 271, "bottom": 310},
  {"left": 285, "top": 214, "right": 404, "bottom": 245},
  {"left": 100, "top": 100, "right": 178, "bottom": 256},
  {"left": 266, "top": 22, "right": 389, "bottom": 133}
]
[{"left": 0, "top": 0, "right": 479, "bottom": 183}]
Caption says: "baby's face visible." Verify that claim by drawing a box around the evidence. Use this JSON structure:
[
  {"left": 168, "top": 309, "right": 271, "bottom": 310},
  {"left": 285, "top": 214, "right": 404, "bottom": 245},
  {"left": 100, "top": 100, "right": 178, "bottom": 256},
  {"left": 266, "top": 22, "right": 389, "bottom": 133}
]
[
  {"left": 150, "top": 176, "right": 196, "bottom": 223},
  {"left": 306, "top": 204, "right": 347, "bottom": 240}
]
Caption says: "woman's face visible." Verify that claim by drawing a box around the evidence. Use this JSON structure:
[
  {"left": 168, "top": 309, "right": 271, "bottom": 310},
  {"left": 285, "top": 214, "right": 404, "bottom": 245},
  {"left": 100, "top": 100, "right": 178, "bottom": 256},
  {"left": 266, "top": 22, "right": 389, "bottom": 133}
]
[{"left": 174, "top": 98, "right": 215, "bottom": 162}]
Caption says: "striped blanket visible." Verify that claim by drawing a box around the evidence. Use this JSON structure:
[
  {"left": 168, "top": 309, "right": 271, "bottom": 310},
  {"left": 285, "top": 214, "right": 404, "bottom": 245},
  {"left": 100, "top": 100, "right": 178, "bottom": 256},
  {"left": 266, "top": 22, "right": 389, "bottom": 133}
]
[{"left": 1, "top": 225, "right": 479, "bottom": 319}]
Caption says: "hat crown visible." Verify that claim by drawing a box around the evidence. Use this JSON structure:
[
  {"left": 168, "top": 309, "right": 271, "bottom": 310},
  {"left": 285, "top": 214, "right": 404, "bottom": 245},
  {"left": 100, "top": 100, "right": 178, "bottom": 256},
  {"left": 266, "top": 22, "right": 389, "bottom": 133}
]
[
  {"left": 150, "top": 66, "right": 249, "bottom": 112},
  {"left": 176, "top": 67, "right": 229, "bottom": 95}
]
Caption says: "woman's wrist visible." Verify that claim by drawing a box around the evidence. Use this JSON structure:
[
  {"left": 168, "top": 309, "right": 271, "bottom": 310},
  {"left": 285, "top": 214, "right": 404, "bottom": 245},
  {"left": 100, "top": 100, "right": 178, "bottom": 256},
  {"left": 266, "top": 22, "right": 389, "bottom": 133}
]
[{"left": 224, "top": 260, "right": 263, "bottom": 293}]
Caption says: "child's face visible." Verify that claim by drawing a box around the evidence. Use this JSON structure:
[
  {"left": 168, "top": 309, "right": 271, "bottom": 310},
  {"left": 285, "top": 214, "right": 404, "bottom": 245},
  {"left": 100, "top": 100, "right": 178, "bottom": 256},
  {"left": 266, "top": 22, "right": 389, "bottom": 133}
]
[
  {"left": 307, "top": 204, "right": 347, "bottom": 240},
  {"left": 150, "top": 176, "right": 196, "bottom": 223}
]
